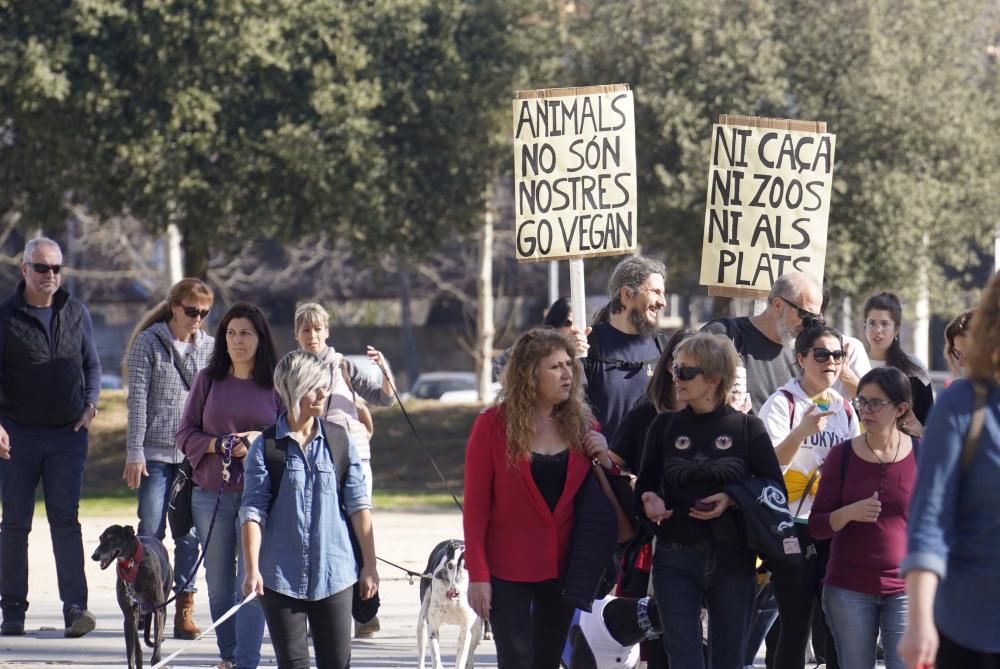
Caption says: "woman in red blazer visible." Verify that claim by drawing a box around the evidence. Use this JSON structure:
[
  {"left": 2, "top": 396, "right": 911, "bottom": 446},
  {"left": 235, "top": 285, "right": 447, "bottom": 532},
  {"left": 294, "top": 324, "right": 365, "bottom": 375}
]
[{"left": 464, "top": 327, "right": 613, "bottom": 669}]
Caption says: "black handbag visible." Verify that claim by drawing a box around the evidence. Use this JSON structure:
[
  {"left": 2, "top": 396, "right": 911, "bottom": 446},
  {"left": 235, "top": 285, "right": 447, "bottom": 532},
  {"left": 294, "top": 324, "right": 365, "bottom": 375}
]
[{"left": 167, "top": 459, "right": 195, "bottom": 537}]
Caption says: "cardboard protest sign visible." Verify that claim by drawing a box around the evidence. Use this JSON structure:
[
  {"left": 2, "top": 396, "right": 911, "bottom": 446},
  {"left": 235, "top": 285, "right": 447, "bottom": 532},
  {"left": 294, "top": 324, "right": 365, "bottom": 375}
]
[
  {"left": 699, "top": 115, "right": 835, "bottom": 298},
  {"left": 513, "top": 85, "right": 638, "bottom": 262}
]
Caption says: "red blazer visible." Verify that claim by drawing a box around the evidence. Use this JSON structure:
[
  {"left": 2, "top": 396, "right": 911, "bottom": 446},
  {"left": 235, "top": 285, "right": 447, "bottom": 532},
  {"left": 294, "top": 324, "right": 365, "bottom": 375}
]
[{"left": 463, "top": 406, "right": 592, "bottom": 583}]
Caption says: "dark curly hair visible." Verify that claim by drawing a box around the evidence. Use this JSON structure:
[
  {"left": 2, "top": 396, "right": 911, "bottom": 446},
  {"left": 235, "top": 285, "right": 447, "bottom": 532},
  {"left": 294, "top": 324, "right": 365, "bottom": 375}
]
[{"left": 204, "top": 302, "right": 278, "bottom": 388}]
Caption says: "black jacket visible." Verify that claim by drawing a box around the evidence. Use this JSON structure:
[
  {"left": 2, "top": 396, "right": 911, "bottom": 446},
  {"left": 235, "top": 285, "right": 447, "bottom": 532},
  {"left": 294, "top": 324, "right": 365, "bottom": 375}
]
[{"left": 562, "top": 470, "right": 618, "bottom": 611}]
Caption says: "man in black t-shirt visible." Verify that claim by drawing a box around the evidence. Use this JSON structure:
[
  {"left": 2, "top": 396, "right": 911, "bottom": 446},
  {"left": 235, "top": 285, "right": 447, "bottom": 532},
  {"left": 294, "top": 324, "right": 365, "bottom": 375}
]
[
  {"left": 583, "top": 256, "right": 666, "bottom": 443},
  {"left": 702, "top": 271, "right": 822, "bottom": 413}
]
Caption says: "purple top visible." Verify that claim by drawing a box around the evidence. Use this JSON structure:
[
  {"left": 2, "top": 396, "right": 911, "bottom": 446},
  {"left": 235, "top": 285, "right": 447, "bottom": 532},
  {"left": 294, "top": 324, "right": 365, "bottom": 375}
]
[
  {"left": 809, "top": 439, "right": 918, "bottom": 596},
  {"left": 176, "top": 370, "right": 282, "bottom": 492}
]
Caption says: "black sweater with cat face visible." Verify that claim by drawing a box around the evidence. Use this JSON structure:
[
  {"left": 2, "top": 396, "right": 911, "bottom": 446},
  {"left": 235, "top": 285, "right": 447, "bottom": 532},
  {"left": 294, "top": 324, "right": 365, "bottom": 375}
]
[{"left": 635, "top": 403, "right": 784, "bottom": 546}]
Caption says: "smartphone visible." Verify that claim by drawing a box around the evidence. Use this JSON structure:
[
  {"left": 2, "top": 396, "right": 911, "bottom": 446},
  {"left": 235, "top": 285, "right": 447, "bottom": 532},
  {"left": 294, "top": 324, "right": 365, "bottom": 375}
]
[{"left": 693, "top": 499, "right": 714, "bottom": 512}]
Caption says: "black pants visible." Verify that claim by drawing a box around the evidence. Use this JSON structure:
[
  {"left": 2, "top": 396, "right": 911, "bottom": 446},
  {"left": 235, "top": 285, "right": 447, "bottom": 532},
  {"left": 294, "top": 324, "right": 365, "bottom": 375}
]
[
  {"left": 260, "top": 586, "right": 353, "bottom": 669},
  {"left": 938, "top": 631, "right": 1000, "bottom": 669},
  {"left": 490, "top": 577, "right": 574, "bottom": 669},
  {"left": 771, "top": 532, "right": 838, "bottom": 669}
]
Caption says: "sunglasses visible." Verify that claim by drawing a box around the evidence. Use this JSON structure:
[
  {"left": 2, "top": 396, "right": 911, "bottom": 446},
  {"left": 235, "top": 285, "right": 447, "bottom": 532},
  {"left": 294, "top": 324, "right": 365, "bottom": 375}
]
[
  {"left": 852, "top": 397, "right": 895, "bottom": 412},
  {"left": 806, "top": 347, "right": 847, "bottom": 363},
  {"left": 672, "top": 365, "right": 704, "bottom": 381},
  {"left": 29, "top": 263, "right": 62, "bottom": 275},
  {"left": 181, "top": 306, "right": 210, "bottom": 319},
  {"left": 779, "top": 296, "right": 821, "bottom": 323}
]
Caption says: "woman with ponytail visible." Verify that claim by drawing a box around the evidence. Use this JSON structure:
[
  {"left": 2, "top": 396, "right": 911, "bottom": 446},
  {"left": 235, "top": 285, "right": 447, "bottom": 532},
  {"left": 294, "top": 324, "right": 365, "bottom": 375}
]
[
  {"left": 862, "top": 292, "right": 934, "bottom": 424},
  {"left": 809, "top": 367, "right": 922, "bottom": 669},
  {"left": 122, "top": 278, "right": 214, "bottom": 639}
]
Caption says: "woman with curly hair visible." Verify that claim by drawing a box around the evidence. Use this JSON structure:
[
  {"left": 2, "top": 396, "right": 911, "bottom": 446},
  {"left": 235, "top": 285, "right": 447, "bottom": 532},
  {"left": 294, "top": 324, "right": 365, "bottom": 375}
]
[
  {"left": 899, "top": 272, "right": 1000, "bottom": 668},
  {"left": 464, "top": 327, "right": 615, "bottom": 669},
  {"left": 943, "top": 310, "right": 974, "bottom": 378}
]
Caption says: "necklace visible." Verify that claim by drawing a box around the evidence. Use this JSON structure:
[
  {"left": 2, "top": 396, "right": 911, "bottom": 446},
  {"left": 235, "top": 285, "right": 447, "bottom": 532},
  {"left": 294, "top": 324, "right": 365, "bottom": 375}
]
[{"left": 864, "top": 431, "right": 901, "bottom": 466}]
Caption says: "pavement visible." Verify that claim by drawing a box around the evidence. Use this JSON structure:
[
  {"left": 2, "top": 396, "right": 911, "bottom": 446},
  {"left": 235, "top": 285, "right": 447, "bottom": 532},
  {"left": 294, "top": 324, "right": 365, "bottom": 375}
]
[{"left": 0, "top": 509, "right": 499, "bottom": 668}]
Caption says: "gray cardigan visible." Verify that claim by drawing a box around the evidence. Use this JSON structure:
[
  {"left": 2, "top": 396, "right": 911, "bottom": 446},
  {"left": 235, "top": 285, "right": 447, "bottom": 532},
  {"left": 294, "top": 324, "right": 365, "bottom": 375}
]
[{"left": 126, "top": 322, "right": 214, "bottom": 464}]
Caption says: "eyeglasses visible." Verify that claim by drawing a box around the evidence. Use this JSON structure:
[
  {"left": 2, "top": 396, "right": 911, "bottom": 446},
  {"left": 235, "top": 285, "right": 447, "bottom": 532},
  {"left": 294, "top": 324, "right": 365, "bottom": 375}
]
[
  {"left": 671, "top": 365, "right": 704, "bottom": 381},
  {"left": 806, "top": 347, "right": 847, "bottom": 363},
  {"left": 181, "top": 306, "right": 210, "bottom": 319},
  {"left": 29, "top": 263, "right": 62, "bottom": 275},
  {"left": 865, "top": 319, "right": 894, "bottom": 331},
  {"left": 779, "top": 296, "right": 821, "bottom": 323},
  {"left": 852, "top": 397, "right": 895, "bottom": 412}
]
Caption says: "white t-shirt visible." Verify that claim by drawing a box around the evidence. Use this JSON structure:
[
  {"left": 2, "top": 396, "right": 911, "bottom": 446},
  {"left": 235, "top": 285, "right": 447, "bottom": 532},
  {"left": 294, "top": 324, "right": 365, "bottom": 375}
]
[
  {"left": 171, "top": 339, "right": 194, "bottom": 358},
  {"left": 758, "top": 378, "right": 860, "bottom": 520}
]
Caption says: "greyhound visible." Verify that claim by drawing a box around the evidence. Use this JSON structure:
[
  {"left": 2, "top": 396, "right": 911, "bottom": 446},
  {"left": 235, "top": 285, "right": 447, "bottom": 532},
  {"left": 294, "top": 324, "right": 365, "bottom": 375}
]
[
  {"left": 92, "top": 524, "right": 172, "bottom": 669},
  {"left": 417, "top": 539, "right": 482, "bottom": 669}
]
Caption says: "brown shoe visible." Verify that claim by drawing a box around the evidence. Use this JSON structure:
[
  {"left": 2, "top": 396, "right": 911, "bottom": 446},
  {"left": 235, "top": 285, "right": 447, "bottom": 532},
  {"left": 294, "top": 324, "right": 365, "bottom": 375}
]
[
  {"left": 174, "top": 592, "right": 201, "bottom": 639},
  {"left": 354, "top": 616, "right": 380, "bottom": 638}
]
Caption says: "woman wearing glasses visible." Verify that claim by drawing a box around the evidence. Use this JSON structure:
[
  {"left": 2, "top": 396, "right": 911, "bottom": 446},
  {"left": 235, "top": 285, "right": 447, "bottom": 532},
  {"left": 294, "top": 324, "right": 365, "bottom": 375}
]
[
  {"left": 862, "top": 292, "right": 934, "bottom": 424},
  {"left": 758, "top": 323, "right": 860, "bottom": 669},
  {"left": 636, "top": 332, "right": 783, "bottom": 669},
  {"left": 122, "top": 278, "right": 215, "bottom": 639},
  {"left": 808, "top": 367, "right": 920, "bottom": 669}
]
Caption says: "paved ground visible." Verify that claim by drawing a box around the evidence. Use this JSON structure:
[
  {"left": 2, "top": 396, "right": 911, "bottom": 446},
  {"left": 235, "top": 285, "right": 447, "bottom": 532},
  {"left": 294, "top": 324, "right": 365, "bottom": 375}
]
[{"left": 1, "top": 509, "right": 499, "bottom": 668}]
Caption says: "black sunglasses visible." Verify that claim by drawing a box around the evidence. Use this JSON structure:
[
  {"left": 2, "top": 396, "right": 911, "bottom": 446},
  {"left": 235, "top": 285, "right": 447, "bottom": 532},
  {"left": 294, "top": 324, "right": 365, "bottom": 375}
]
[
  {"left": 181, "top": 306, "right": 210, "bottom": 319},
  {"left": 29, "top": 263, "right": 62, "bottom": 275},
  {"left": 672, "top": 365, "right": 704, "bottom": 381},
  {"left": 779, "top": 296, "right": 821, "bottom": 323},
  {"left": 807, "top": 347, "right": 847, "bottom": 363}
]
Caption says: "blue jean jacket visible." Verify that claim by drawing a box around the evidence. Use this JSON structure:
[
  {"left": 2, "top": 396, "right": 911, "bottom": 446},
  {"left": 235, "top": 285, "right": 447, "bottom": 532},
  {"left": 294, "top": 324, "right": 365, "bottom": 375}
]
[{"left": 240, "top": 414, "right": 371, "bottom": 601}]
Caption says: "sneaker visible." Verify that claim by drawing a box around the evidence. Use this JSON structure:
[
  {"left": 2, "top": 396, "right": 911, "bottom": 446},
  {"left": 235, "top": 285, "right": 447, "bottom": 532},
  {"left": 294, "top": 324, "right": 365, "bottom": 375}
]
[
  {"left": 215, "top": 661, "right": 235, "bottom": 669},
  {"left": 1, "top": 601, "right": 27, "bottom": 636},
  {"left": 64, "top": 606, "right": 96, "bottom": 638}
]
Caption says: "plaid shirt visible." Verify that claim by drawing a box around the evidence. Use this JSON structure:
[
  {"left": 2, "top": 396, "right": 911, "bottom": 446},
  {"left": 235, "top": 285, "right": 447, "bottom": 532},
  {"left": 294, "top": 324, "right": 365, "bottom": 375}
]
[{"left": 125, "top": 322, "right": 214, "bottom": 464}]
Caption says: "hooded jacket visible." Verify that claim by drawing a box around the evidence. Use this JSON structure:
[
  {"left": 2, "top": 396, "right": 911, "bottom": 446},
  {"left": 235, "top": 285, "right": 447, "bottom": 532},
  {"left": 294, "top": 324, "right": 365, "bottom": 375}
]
[{"left": 758, "top": 378, "right": 860, "bottom": 520}]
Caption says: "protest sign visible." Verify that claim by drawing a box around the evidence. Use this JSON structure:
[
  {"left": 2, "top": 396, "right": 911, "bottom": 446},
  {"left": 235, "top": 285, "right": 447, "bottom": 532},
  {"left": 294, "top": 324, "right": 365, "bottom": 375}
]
[
  {"left": 513, "top": 84, "right": 638, "bottom": 262},
  {"left": 699, "top": 115, "right": 835, "bottom": 298}
]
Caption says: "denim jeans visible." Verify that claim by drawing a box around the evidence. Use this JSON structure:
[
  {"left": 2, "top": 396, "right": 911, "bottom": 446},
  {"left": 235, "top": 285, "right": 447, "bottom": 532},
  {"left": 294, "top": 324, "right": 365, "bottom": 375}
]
[
  {"left": 745, "top": 581, "right": 779, "bottom": 667},
  {"left": 822, "top": 585, "right": 906, "bottom": 669},
  {"left": 136, "top": 460, "right": 200, "bottom": 593},
  {"left": 652, "top": 542, "right": 756, "bottom": 669},
  {"left": 0, "top": 426, "right": 88, "bottom": 617},
  {"left": 191, "top": 486, "right": 264, "bottom": 669}
]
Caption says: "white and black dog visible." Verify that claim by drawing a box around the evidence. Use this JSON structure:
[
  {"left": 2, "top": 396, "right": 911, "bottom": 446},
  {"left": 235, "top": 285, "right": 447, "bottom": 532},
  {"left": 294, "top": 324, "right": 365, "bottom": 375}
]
[
  {"left": 92, "top": 525, "right": 173, "bottom": 669},
  {"left": 417, "top": 539, "right": 482, "bottom": 669}
]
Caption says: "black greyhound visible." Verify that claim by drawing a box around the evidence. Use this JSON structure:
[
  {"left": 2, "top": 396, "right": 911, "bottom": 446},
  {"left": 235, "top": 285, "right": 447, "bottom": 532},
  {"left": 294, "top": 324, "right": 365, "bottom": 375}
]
[{"left": 92, "top": 525, "right": 173, "bottom": 669}]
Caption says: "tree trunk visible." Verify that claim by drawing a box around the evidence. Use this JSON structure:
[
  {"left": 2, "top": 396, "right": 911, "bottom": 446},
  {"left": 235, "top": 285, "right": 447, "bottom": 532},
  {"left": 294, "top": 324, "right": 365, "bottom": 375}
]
[
  {"left": 398, "top": 260, "right": 420, "bottom": 390},
  {"left": 165, "top": 224, "right": 184, "bottom": 285},
  {"left": 180, "top": 226, "right": 209, "bottom": 279},
  {"left": 475, "top": 195, "right": 495, "bottom": 402}
]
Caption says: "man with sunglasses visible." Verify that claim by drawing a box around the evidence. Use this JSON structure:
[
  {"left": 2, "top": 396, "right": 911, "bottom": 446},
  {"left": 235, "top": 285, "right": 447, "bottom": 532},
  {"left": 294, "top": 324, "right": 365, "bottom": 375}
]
[
  {"left": 703, "top": 271, "right": 823, "bottom": 414},
  {"left": 0, "top": 237, "right": 101, "bottom": 638}
]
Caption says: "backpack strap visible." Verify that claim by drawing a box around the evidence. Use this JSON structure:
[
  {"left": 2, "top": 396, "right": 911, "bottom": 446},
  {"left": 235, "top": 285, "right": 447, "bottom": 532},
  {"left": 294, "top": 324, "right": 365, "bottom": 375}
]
[
  {"left": 780, "top": 389, "right": 796, "bottom": 430},
  {"left": 843, "top": 397, "right": 853, "bottom": 422},
  {"left": 262, "top": 420, "right": 351, "bottom": 512},
  {"left": 962, "top": 381, "right": 990, "bottom": 473}
]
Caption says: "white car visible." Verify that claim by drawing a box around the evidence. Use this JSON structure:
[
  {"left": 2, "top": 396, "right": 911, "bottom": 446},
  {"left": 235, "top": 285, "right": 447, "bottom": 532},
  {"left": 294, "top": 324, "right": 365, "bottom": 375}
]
[{"left": 403, "top": 372, "right": 498, "bottom": 403}]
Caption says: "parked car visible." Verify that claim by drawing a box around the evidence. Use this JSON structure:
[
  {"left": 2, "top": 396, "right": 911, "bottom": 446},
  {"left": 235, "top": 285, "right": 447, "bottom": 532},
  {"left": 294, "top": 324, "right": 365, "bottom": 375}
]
[
  {"left": 402, "top": 372, "right": 498, "bottom": 403},
  {"left": 100, "top": 373, "right": 123, "bottom": 390}
]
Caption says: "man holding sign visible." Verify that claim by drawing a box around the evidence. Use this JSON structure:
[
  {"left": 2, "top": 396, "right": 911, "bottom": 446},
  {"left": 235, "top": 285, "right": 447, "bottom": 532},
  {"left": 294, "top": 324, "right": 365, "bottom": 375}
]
[{"left": 584, "top": 256, "right": 666, "bottom": 443}]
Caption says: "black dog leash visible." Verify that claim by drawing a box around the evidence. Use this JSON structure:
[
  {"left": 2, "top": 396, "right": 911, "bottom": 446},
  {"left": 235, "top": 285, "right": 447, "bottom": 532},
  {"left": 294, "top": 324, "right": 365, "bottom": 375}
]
[{"left": 375, "top": 555, "right": 431, "bottom": 584}]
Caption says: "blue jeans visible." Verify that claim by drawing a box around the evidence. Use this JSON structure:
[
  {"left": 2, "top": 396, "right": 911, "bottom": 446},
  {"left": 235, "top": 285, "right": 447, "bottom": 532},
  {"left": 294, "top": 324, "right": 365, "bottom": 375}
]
[
  {"left": 0, "top": 426, "right": 88, "bottom": 617},
  {"left": 745, "top": 581, "right": 779, "bottom": 666},
  {"left": 822, "top": 585, "right": 907, "bottom": 669},
  {"left": 652, "top": 542, "right": 756, "bottom": 669},
  {"left": 136, "top": 460, "right": 200, "bottom": 593},
  {"left": 192, "top": 486, "right": 264, "bottom": 669}
]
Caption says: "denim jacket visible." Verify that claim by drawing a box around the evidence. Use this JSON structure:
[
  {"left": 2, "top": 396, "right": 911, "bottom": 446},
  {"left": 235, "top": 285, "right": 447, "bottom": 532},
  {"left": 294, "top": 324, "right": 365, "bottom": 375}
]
[
  {"left": 240, "top": 414, "right": 371, "bottom": 601},
  {"left": 901, "top": 380, "right": 1000, "bottom": 652}
]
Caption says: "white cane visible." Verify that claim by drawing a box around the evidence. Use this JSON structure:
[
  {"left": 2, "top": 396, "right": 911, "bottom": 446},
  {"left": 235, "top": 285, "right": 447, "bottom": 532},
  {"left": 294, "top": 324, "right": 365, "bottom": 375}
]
[{"left": 152, "top": 591, "right": 258, "bottom": 669}]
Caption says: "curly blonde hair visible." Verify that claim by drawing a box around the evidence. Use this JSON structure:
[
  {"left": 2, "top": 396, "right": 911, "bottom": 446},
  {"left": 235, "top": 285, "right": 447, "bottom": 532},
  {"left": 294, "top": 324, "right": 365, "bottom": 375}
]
[
  {"left": 966, "top": 272, "right": 1000, "bottom": 383},
  {"left": 498, "top": 328, "right": 593, "bottom": 463}
]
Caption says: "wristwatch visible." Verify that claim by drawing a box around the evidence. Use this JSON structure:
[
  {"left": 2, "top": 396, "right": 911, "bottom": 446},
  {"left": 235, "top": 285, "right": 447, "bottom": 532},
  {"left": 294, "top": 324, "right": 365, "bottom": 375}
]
[{"left": 85, "top": 402, "right": 98, "bottom": 417}]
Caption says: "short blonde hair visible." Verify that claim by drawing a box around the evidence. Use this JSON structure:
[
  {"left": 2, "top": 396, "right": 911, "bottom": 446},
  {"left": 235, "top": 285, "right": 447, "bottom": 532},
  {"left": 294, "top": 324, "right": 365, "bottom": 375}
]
[
  {"left": 294, "top": 302, "right": 329, "bottom": 332},
  {"left": 672, "top": 333, "right": 739, "bottom": 405},
  {"left": 274, "top": 350, "right": 328, "bottom": 422}
]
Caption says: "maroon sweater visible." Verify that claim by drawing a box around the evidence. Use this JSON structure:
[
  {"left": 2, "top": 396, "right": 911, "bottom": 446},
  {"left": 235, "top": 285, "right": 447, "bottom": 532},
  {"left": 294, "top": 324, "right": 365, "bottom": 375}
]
[{"left": 808, "top": 439, "right": 918, "bottom": 596}]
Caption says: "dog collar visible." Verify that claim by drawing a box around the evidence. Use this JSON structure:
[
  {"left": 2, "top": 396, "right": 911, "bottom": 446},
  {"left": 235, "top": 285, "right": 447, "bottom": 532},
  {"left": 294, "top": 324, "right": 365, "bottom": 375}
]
[{"left": 117, "top": 541, "right": 144, "bottom": 583}]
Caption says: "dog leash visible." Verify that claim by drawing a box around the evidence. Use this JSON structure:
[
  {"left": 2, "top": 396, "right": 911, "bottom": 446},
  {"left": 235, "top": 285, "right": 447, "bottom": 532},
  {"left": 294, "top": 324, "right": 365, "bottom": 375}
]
[
  {"left": 383, "top": 378, "right": 464, "bottom": 514},
  {"left": 151, "top": 591, "right": 257, "bottom": 669},
  {"left": 376, "top": 555, "right": 431, "bottom": 584}
]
